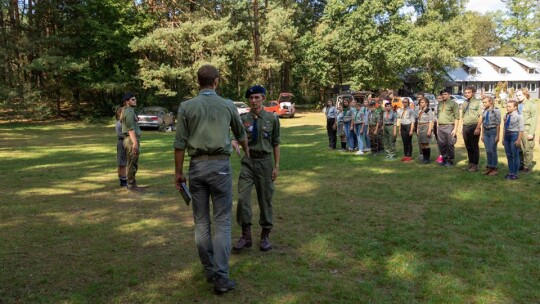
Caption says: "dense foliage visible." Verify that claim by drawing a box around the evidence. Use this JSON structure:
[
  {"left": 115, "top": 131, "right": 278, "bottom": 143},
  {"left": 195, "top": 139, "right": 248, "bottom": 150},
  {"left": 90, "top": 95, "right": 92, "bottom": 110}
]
[{"left": 0, "top": 0, "right": 538, "bottom": 119}]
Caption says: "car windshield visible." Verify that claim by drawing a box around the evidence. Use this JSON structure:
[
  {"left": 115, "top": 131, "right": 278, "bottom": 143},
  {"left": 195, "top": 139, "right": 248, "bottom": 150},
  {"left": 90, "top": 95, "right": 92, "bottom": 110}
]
[
  {"left": 278, "top": 95, "right": 292, "bottom": 103},
  {"left": 140, "top": 109, "right": 160, "bottom": 115},
  {"left": 235, "top": 103, "right": 247, "bottom": 108}
]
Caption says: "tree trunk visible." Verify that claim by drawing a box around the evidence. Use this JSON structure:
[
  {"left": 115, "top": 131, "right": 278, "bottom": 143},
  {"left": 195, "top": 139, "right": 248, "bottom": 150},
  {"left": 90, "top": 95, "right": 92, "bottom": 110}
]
[{"left": 253, "top": 0, "right": 260, "bottom": 61}]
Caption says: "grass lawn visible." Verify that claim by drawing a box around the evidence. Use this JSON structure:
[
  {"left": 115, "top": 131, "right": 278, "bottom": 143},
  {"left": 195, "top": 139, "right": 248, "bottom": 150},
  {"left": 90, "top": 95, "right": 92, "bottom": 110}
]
[{"left": 0, "top": 111, "right": 539, "bottom": 303}]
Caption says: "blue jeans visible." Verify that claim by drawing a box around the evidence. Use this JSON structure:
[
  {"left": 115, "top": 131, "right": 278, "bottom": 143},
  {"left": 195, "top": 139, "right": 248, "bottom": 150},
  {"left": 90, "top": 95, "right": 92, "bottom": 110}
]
[
  {"left": 188, "top": 159, "right": 233, "bottom": 279},
  {"left": 354, "top": 124, "right": 365, "bottom": 152},
  {"left": 503, "top": 131, "right": 520, "bottom": 175},
  {"left": 483, "top": 127, "right": 498, "bottom": 168},
  {"left": 344, "top": 121, "right": 354, "bottom": 149},
  {"left": 362, "top": 124, "right": 370, "bottom": 149}
]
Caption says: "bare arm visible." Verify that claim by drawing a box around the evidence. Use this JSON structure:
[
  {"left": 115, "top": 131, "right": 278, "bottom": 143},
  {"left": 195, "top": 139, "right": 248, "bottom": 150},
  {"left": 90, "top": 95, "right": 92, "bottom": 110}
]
[{"left": 174, "top": 148, "right": 186, "bottom": 190}]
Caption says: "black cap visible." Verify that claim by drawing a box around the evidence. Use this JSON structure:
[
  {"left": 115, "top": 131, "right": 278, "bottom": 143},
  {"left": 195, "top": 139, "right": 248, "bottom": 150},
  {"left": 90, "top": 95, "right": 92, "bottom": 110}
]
[
  {"left": 245, "top": 85, "right": 266, "bottom": 98},
  {"left": 122, "top": 92, "right": 135, "bottom": 101}
]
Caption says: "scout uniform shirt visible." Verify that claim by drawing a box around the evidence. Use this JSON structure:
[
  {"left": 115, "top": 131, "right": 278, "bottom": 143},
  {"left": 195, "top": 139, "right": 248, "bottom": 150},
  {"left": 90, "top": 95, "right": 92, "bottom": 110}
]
[
  {"left": 241, "top": 109, "right": 281, "bottom": 154},
  {"left": 437, "top": 99, "right": 459, "bottom": 125},
  {"left": 397, "top": 107, "right": 416, "bottom": 125},
  {"left": 504, "top": 112, "right": 524, "bottom": 133},
  {"left": 121, "top": 106, "right": 141, "bottom": 137},
  {"left": 482, "top": 108, "right": 501, "bottom": 130},
  {"left": 417, "top": 108, "right": 435, "bottom": 124},
  {"left": 367, "top": 108, "right": 380, "bottom": 126},
  {"left": 383, "top": 110, "right": 397, "bottom": 125},
  {"left": 462, "top": 98, "right": 483, "bottom": 126},
  {"left": 325, "top": 106, "right": 337, "bottom": 119},
  {"left": 174, "top": 89, "right": 246, "bottom": 156},
  {"left": 342, "top": 107, "right": 353, "bottom": 123},
  {"left": 353, "top": 108, "right": 364, "bottom": 125},
  {"left": 518, "top": 99, "right": 538, "bottom": 136}
]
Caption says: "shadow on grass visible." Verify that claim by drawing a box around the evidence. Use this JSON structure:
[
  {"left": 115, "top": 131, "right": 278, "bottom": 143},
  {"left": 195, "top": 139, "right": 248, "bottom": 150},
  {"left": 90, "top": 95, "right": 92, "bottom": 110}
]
[{"left": 0, "top": 120, "right": 539, "bottom": 303}]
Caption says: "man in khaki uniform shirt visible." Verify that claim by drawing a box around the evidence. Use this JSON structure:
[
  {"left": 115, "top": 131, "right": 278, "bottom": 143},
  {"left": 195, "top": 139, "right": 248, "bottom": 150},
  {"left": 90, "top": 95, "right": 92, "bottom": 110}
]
[
  {"left": 120, "top": 93, "right": 143, "bottom": 191},
  {"left": 516, "top": 89, "right": 537, "bottom": 174},
  {"left": 174, "top": 65, "right": 248, "bottom": 294},
  {"left": 460, "top": 86, "right": 484, "bottom": 172},
  {"left": 436, "top": 89, "right": 460, "bottom": 167}
]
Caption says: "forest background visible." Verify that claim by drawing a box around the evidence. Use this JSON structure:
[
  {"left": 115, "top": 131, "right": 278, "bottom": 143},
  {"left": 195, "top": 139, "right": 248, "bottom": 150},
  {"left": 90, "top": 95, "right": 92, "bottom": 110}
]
[{"left": 1, "top": 0, "right": 539, "bottom": 120}]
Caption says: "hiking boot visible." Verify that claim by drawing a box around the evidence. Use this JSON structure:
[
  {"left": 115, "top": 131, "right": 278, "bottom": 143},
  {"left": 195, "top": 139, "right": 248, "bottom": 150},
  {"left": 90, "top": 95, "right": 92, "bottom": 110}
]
[
  {"left": 127, "top": 185, "right": 145, "bottom": 192},
  {"left": 233, "top": 226, "right": 252, "bottom": 252},
  {"left": 214, "top": 277, "right": 236, "bottom": 295},
  {"left": 483, "top": 167, "right": 492, "bottom": 175},
  {"left": 467, "top": 164, "right": 479, "bottom": 172},
  {"left": 487, "top": 169, "right": 498, "bottom": 176},
  {"left": 521, "top": 167, "right": 532, "bottom": 174},
  {"left": 260, "top": 228, "right": 272, "bottom": 251}
]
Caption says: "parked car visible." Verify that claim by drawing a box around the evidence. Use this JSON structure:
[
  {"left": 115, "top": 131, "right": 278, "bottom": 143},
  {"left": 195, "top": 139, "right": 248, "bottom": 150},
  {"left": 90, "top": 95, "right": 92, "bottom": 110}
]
[
  {"left": 423, "top": 93, "right": 438, "bottom": 112},
  {"left": 451, "top": 95, "right": 466, "bottom": 106},
  {"left": 234, "top": 102, "right": 250, "bottom": 115},
  {"left": 391, "top": 97, "right": 415, "bottom": 110},
  {"left": 137, "top": 106, "right": 176, "bottom": 132},
  {"left": 264, "top": 93, "right": 296, "bottom": 118}
]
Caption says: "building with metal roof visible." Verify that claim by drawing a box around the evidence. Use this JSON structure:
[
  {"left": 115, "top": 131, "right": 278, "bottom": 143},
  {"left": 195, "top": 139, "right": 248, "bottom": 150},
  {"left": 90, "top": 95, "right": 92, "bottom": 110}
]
[{"left": 445, "top": 56, "right": 540, "bottom": 99}]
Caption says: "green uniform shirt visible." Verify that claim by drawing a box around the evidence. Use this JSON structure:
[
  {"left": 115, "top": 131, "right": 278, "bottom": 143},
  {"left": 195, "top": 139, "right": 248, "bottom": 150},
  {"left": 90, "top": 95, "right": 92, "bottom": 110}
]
[
  {"left": 241, "top": 109, "right": 281, "bottom": 153},
  {"left": 519, "top": 99, "right": 538, "bottom": 135},
  {"left": 462, "top": 98, "right": 483, "bottom": 125},
  {"left": 174, "top": 89, "right": 246, "bottom": 156},
  {"left": 121, "top": 106, "right": 141, "bottom": 137},
  {"left": 437, "top": 99, "right": 459, "bottom": 124}
]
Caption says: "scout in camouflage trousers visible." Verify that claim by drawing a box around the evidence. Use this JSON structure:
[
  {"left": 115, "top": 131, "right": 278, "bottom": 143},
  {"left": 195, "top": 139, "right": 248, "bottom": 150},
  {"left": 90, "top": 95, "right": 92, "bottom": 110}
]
[
  {"left": 382, "top": 102, "right": 397, "bottom": 159},
  {"left": 121, "top": 93, "right": 143, "bottom": 191},
  {"left": 233, "top": 85, "right": 281, "bottom": 252},
  {"left": 515, "top": 89, "right": 537, "bottom": 174},
  {"left": 367, "top": 101, "right": 381, "bottom": 154}
]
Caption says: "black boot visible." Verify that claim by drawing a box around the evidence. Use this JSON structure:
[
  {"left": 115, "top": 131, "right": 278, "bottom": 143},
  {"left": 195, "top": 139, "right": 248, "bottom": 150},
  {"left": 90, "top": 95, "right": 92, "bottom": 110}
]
[
  {"left": 260, "top": 228, "right": 272, "bottom": 251},
  {"left": 233, "top": 225, "right": 252, "bottom": 252},
  {"left": 423, "top": 148, "right": 431, "bottom": 164},
  {"left": 214, "top": 277, "right": 237, "bottom": 295},
  {"left": 340, "top": 142, "right": 346, "bottom": 151}
]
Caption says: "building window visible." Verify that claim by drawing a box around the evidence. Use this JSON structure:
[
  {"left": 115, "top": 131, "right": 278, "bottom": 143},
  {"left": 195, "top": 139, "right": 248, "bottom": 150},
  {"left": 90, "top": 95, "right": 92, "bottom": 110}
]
[
  {"left": 500, "top": 67, "right": 508, "bottom": 74},
  {"left": 513, "top": 83, "right": 523, "bottom": 90},
  {"left": 528, "top": 83, "right": 537, "bottom": 92},
  {"left": 483, "top": 83, "right": 493, "bottom": 92},
  {"left": 528, "top": 68, "right": 537, "bottom": 74}
]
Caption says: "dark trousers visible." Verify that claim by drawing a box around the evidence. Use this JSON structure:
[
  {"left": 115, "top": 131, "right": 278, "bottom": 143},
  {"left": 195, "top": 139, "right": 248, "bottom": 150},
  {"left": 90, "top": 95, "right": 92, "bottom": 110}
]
[
  {"left": 400, "top": 124, "right": 413, "bottom": 157},
  {"left": 462, "top": 124, "right": 480, "bottom": 165},
  {"left": 326, "top": 118, "right": 336, "bottom": 149},
  {"left": 437, "top": 124, "right": 456, "bottom": 164}
]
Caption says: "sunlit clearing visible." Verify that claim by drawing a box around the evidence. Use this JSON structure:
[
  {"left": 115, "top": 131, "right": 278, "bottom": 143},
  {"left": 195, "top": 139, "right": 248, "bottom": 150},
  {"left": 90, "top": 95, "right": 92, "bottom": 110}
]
[
  {"left": 117, "top": 218, "right": 169, "bottom": 233},
  {"left": 386, "top": 251, "right": 422, "bottom": 280},
  {"left": 474, "top": 288, "right": 509, "bottom": 304}
]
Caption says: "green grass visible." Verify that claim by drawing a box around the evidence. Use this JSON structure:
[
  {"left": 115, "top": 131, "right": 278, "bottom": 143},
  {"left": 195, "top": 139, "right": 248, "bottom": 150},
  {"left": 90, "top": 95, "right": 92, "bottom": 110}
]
[{"left": 0, "top": 112, "right": 539, "bottom": 303}]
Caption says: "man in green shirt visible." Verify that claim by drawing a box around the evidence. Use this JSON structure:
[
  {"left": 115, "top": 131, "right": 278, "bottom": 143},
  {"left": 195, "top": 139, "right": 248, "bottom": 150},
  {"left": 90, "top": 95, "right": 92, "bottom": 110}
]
[
  {"left": 516, "top": 89, "right": 537, "bottom": 174},
  {"left": 120, "top": 93, "right": 143, "bottom": 191},
  {"left": 436, "top": 89, "right": 460, "bottom": 167},
  {"left": 460, "top": 86, "right": 484, "bottom": 172},
  {"left": 233, "top": 85, "right": 281, "bottom": 252},
  {"left": 174, "top": 65, "right": 248, "bottom": 294}
]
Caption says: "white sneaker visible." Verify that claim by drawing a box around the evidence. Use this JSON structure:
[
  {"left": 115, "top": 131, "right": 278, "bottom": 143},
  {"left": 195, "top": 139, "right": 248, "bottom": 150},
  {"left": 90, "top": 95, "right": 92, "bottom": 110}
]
[
  {"left": 355, "top": 151, "right": 364, "bottom": 155},
  {"left": 363, "top": 148, "right": 371, "bottom": 152}
]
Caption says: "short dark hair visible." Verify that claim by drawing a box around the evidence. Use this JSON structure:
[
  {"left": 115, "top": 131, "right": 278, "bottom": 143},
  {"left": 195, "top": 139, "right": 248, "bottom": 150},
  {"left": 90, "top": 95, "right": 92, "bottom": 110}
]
[
  {"left": 440, "top": 89, "right": 452, "bottom": 94},
  {"left": 197, "top": 65, "right": 219, "bottom": 87},
  {"left": 416, "top": 92, "right": 425, "bottom": 98},
  {"left": 465, "top": 86, "right": 477, "bottom": 93}
]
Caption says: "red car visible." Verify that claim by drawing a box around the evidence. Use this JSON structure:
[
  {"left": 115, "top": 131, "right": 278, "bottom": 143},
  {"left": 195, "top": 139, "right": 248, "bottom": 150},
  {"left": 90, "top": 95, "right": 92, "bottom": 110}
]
[{"left": 263, "top": 93, "right": 296, "bottom": 118}]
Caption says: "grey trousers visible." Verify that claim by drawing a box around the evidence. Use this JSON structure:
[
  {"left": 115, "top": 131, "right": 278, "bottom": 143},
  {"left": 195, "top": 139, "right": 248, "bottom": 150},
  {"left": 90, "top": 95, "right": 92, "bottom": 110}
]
[
  {"left": 437, "top": 124, "right": 457, "bottom": 164},
  {"left": 188, "top": 159, "right": 233, "bottom": 280}
]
